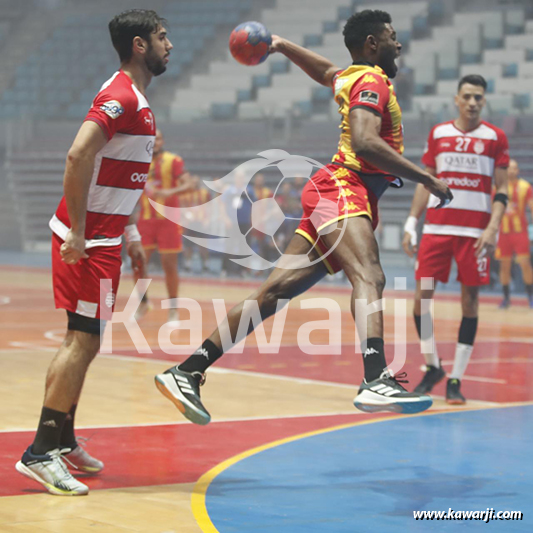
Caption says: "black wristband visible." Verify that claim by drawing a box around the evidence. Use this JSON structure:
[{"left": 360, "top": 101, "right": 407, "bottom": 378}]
[{"left": 493, "top": 193, "right": 508, "bottom": 207}]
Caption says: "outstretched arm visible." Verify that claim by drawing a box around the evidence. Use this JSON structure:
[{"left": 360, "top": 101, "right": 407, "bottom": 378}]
[
  {"left": 269, "top": 35, "right": 341, "bottom": 87},
  {"left": 349, "top": 108, "right": 451, "bottom": 202}
]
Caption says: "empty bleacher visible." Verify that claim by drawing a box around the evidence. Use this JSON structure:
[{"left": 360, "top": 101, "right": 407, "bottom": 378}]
[{"left": 0, "top": 0, "right": 254, "bottom": 120}]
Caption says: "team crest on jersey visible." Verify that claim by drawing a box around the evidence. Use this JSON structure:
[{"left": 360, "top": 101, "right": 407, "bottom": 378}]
[
  {"left": 334, "top": 77, "right": 348, "bottom": 96},
  {"left": 359, "top": 90, "right": 379, "bottom": 105},
  {"left": 144, "top": 111, "right": 154, "bottom": 130},
  {"left": 105, "top": 290, "right": 115, "bottom": 308},
  {"left": 473, "top": 140, "right": 485, "bottom": 155},
  {"left": 101, "top": 100, "right": 124, "bottom": 120}
]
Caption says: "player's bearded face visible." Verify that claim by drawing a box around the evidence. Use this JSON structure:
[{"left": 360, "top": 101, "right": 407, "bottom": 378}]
[
  {"left": 377, "top": 25, "right": 400, "bottom": 79},
  {"left": 145, "top": 38, "right": 167, "bottom": 76}
]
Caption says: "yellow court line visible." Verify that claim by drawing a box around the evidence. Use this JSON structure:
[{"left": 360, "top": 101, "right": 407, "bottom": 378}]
[{"left": 191, "top": 403, "right": 533, "bottom": 532}]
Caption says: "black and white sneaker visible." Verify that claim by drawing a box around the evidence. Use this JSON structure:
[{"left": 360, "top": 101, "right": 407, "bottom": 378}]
[
  {"left": 446, "top": 378, "right": 466, "bottom": 405},
  {"left": 414, "top": 363, "right": 446, "bottom": 394},
  {"left": 354, "top": 370, "right": 433, "bottom": 414},
  {"left": 155, "top": 366, "right": 211, "bottom": 425}
]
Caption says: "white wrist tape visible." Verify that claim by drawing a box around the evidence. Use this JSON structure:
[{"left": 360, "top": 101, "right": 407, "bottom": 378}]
[
  {"left": 404, "top": 216, "right": 418, "bottom": 246},
  {"left": 124, "top": 224, "right": 141, "bottom": 244}
]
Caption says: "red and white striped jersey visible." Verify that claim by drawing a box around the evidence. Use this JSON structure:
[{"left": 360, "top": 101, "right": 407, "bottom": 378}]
[
  {"left": 50, "top": 70, "right": 156, "bottom": 247},
  {"left": 421, "top": 120, "right": 509, "bottom": 238}
]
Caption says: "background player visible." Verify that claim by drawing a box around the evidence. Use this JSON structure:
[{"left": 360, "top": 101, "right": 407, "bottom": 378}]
[
  {"left": 155, "top": 10, "right": 452, "bottom": 425},
  {"left": 135, "top": 128, "right": 191, "bottom": 323},
  {"left": 180, "top": 175, "right": 211, "bottom": 273},
  {"left": 402, "top": 75, "right": 509, "bottom": 404},
  {"left": 15, "top": 10, "right": 171, "bottom": 496},
  {"left": 495, "top": 159, "right": 533, "bottom": 308}
]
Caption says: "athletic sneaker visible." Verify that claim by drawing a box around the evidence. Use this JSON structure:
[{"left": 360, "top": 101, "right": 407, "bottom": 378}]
[
  {"left": 498, "top": 298, "right": 510, "bottom": 309},
  {"left": 134, "top": 300, "right": 153, "bottom": 321},
  {"left": 354, "top": 370, "right": 433, "bottom": 414},
  {"left": 167, "top": 308, "right": 181, "bottom": 325},
  {"left": 414, "top": 363, "right": 446, "bottom": 394},
  {"left": 446, "top": 378, "right": 466, "bottom": 405},
  {"left": 15, "top": 446, "right": 89, "bottom": 496},
  {"left": 63, "top": 442, "right": 104, "bottom": 474},
  {"left": 155, "top": 366, "right": 210, "bottom": 425}
]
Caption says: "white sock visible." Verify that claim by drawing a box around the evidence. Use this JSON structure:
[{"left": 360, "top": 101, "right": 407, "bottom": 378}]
[
  {"left": 449, "top": 343, "right": 474, "bottom": 380},
  {"left": 421, "top": 340, "right": 440, "bottom": 367},
  {"left": 419, "top": 310, "right": 439, "bottom": 367}
]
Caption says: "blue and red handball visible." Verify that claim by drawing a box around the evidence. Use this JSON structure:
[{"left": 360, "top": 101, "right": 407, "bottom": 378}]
[{"left": 229, "top": 21, "right": 272, "bottom": 66}]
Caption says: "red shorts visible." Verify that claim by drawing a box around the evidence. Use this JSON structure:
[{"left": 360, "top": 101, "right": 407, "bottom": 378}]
[
  {"left": 52, "top": 233, "right": 122, "bottom": 319},
  {"left": 415, "top": 234, "right": 490, "bottom": 286},
  {"left": 296, "top": 164, "right": 379, "bottom": 274},
  {"left": 138, "top": 218, "right": 182, "bottom": 253},
  {"left": 495, "top": 231, "right": 530, "bottom": 259}
]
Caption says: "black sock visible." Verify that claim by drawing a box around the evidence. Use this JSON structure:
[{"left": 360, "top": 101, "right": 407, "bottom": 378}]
[
  {"left": 59, "top": 404, "right": 78, "bottom": 449},
  {"left": 525, "top": 284, "right": 533, "bottom": 299},
  {"left": 458, "top": 317, "right": 478, "bottom": 346},
  {"left": 32, "top": 407, "right": 67, "bottom": 455},
  {"left": 178, "top": 339, "right": 223, "bottom": 373},
  {"left": 414, "top": 314, "right": 422, "bottom": 338},
  {"left": 502, "top": 285, "right": 510, "bottom": 300},
  {"left": 361, "top": 338, "right": 387, "bottom": 382}
]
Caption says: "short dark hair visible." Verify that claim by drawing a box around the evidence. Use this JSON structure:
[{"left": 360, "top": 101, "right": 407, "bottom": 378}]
[
  {"left": 458, "top": 74, "right": 487, "bottom": 92},
  {"left": 343, "top": 10, "right": 392, "bottom": 53},
  {"left": 109, "top": 10, "right": 167, "bottom": 62}
]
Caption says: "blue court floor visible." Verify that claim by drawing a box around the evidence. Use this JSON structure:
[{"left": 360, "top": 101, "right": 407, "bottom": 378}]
[{"left": 203, "top": 406, "right": 532, "bottom": 532}]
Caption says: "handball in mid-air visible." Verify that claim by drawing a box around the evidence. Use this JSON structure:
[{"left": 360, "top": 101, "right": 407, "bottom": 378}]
[{"left": 229, "top": 21, "right": 272, "bottom": 66}]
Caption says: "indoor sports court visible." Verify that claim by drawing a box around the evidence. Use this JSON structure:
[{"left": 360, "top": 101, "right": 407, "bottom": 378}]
[
  {"left": 0, "top": 270, "right": 531, "bottom": 531},
  {"left": 1, "top": 0, "right": 533, "bottom": 531}
]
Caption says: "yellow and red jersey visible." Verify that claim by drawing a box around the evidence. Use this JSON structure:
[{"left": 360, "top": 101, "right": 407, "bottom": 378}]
[
  {"left": 499, "top": 178, "right": 533, "bottom": 234},
  {"left": 253, "top": 186, "right": 272, "bottom": 200},
  {"left": 331, "top": 63, "right": 403, "bottom": 177},
  {"left": 139, "top": 151, "right": 185, "bottom": 221},
  {"left": 180, "top": 187, "right": 210, "bottom": 208}
]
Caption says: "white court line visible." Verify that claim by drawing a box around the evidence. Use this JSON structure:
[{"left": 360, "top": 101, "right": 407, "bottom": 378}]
[
  {"left": 9, "top": 342, "right": 56, "bottom": 351},
  {"left": 420, "top": 363, "right": 508, "bottom": 384},
  {"left": 42, "top": 329, "right": 533, "bottom": 350},
  {"left": 3, "top": 399, "right": 529, "bottom": 434},
  {"left": 0, "top": 410, "right": 362, "bottom": 433},
  {"left": 0, "top": 296, "right": 11, "bottom": 305},
  {"left": 3, "top": 344, "right": 502, "bottom": 403},
  {"left": 44, "top": 329, "right": 64, "bottom": 343}
]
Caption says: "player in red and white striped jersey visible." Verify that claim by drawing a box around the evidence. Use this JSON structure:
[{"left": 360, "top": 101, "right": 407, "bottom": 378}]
[
  {"left": 16, "top": 10, "right": 172, "bottom": 496},
  {"left": 402, "top": 75, "right": 509, "bottom": 404}
]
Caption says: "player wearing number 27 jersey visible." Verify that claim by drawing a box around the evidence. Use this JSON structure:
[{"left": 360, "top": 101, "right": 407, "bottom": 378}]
[
  {"left": 403, "top": 75, "right": 509, "bottom": 405},
  {"left": 418, "top": 118, "right": 509, "bottom": 285}
]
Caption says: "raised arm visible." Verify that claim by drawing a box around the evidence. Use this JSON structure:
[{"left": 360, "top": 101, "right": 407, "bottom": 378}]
[
  {"left": 269, "top": 35, "right": 341, "bottom": 87},
  {"left": 61, "top": 121, "right": 108, "bottom": 264}
]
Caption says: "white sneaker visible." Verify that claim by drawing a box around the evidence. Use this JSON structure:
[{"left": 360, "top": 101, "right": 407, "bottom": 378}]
[
  {"left": 134, "top": 300, "right": 152, "bottom": 321},
  {"left": 63, "top": 443, "right": 104, "bottom": 474},
  {"left": 16, "top": 446, "right": 89, "bottom": 496},
  {"left": 167, "top": 308, "right": 180, "bottom": 325}
]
